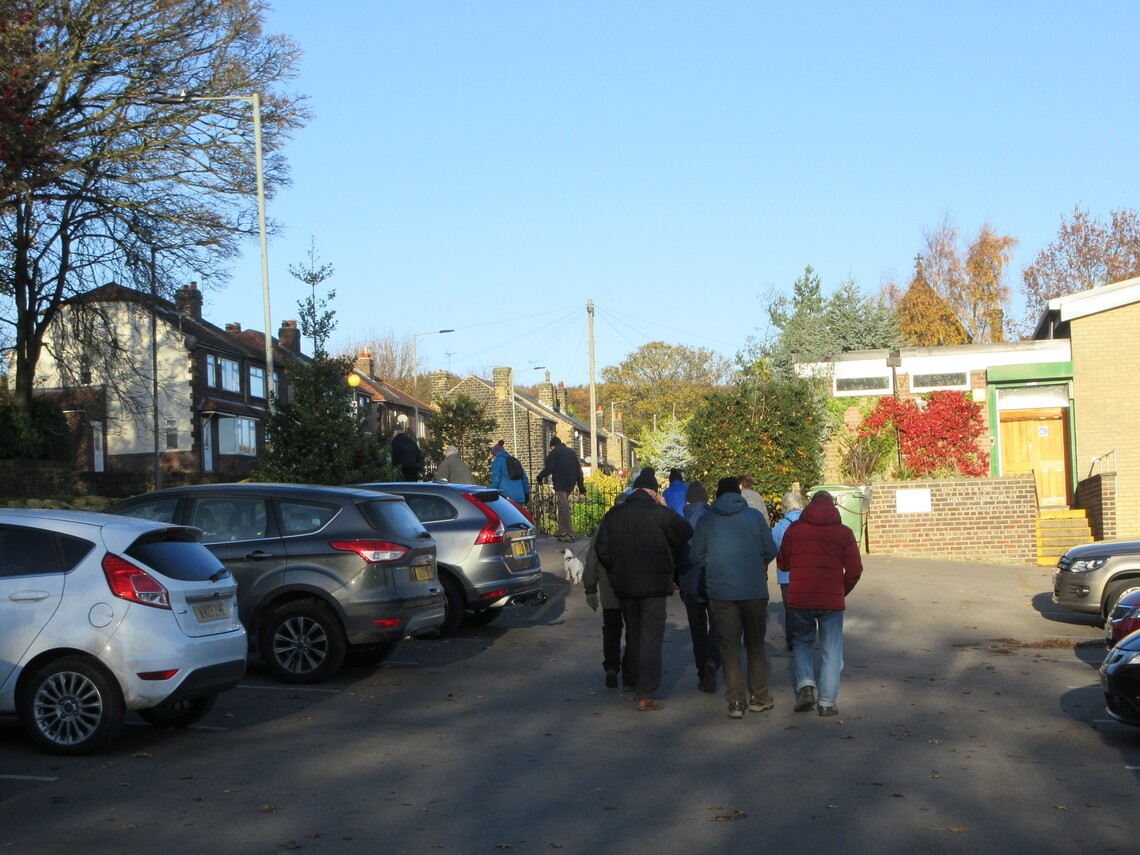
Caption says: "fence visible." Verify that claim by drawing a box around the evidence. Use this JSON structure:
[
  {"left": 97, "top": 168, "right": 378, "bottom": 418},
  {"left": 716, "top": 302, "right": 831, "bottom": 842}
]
[{"left": 529, "top": 482, "right": 628, "bottom": 538}]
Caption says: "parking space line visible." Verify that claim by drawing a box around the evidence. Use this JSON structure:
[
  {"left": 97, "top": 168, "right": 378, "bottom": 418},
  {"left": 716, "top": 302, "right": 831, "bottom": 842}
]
[{"left": 0, "top": 774, "right": 59, "bottom": 782}]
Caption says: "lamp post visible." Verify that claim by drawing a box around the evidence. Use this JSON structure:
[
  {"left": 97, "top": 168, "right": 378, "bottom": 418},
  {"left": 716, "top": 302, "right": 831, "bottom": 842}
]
[
  {"left": 412, "top": 329, "right": 453, "bottom": 438},
  {"left": 152, "top": 91, "right": 274, "bottom": 409},
  {"left": 150, "top": 246, "right": 161, "bottom": 489}
]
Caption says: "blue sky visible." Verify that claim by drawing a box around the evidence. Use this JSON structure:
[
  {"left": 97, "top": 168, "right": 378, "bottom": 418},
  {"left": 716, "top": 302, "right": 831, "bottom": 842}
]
[{"left": 209, "top": 1, "right": 1140, "bottom": 386}]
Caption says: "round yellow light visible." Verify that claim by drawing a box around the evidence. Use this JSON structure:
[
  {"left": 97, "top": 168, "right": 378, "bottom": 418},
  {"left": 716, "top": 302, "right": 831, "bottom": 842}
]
[{"left": 347, "top": 373, "right": 362, "bottom": 387}]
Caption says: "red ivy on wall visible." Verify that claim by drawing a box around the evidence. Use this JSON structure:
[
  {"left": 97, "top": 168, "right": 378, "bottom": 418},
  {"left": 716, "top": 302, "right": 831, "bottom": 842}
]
[{"left": 858, "top": 391, "right": 989, "bottom": 478}]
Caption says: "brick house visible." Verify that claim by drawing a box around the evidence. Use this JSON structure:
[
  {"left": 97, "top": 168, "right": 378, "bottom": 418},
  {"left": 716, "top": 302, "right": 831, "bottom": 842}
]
[
  {"left": 347, "top": 353, "right": 435, "bottom": 442},
  {"left": 434, "top": 367, "right": 606, "bottom": 478},
  {"left": 32, "top": 282, "right": 308, "bottom": 489}
]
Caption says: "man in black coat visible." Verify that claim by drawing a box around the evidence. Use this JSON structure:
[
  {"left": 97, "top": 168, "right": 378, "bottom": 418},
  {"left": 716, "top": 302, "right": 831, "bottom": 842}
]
[
  {"left": 390, "top": 429, "right": 424, "bottom": 481},
  {"left": 535, "top": 435, "right": 585, "bottom": 542},
  {"left": 595, "top": 468, "right": 693, "bottom": 711}
]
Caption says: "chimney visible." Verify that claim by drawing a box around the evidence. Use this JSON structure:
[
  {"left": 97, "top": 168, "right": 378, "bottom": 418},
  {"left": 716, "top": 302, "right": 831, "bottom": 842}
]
[
  {"left": 536, "top": 370, "right": 555, "bottom": 408},
  {"left": 278, "top": 319, "right": 300, "bottom": 354},
  {"left": 353, "top": 352, "right": 374, "bottom": 378},
  {"left": 175, "top": 281, "right": 203, "bottom": 321},
  {"left": 225, "top": 322, "right": 242, "bottom": 333},
  {"left": 430, "top": 369, "right": 451, "bottom": 402},
  {"left": 556, "top": 381, "right": 567, "bottom": 412}
]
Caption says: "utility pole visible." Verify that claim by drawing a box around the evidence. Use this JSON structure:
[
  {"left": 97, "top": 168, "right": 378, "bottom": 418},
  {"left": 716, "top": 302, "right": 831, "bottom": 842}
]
[{"left": 588, "top": 299, "right": 597, "bottom": 474}]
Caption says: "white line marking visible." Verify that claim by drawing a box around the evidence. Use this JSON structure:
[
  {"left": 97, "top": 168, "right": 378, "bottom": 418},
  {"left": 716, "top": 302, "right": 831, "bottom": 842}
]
[{"left": 0, "top": 774, "right": 59, "bottom": 782}]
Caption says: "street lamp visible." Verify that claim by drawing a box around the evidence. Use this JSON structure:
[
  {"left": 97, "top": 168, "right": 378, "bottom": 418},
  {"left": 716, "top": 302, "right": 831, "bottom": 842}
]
[
  {"left": 412, "top": 329, "right": 453, "bottom": 437},
  {"left": 150, "top": 246, "right": 161, "bottom": 489},
  {"left": 152, "top": 91, "right": 274, "bottom": 409}
]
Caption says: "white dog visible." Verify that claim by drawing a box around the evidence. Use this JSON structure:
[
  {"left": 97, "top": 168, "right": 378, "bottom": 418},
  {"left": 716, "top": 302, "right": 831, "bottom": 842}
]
[{"left": 562, "top": 548, "right": 584, "bottom": 586}]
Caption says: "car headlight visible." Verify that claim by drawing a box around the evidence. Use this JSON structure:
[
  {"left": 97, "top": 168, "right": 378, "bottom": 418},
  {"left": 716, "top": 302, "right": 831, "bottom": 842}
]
[
  {"left": 1069, "top": 558, "right": 1107, "bottom": 572},
  {"left": 1123, "top": 650, "right": 1140, "bottom": 667}
]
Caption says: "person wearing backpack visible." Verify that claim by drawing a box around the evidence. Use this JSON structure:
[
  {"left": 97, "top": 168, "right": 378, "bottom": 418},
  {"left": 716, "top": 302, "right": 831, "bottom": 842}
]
[{"left": 491, "top": 442, "right": 530, "bottom": 503}]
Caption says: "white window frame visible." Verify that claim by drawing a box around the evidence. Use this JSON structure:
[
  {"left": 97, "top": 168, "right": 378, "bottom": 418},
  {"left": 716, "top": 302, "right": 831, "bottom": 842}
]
[
  {"left": 220, "top": 358, "right": 241, "bottom": 393},
  {"left": 205, "top": 354, "right": 218, "bottom": 389},
  {"left": 249, "top": 365, "right": 266, "bottom": 399},
  {"left": 217, "top": 415, "right": 257, "bottom": 456},
  {"left": 164, "top": 417, "right": 179, "bottom": 450}
]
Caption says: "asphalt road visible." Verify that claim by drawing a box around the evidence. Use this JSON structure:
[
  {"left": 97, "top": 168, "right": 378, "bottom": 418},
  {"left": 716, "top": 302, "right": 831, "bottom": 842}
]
[{"left": 1, "top": 538, "right": 1135, "bottom": 854}]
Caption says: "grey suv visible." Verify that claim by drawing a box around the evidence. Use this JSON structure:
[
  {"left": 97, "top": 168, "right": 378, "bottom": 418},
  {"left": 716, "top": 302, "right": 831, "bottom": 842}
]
[
  {"left": 1053, "top": 539, "right": 1140, "bottom": 620},
  {"left": 107, "top": 484, "right": 444, "bottom": 682},
  {"left": 358, "top": 482, "right": 544, "bottom": 637}
]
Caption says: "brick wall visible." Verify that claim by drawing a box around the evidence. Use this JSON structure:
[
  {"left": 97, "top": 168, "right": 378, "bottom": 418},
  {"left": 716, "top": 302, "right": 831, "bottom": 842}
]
[
  {"left": 866, "top": 476, "right": 1037, "bottom": 565},
  {"left": 1071, "top": 303, "right": 1140, "bottom": 538},
  {"left": 1077, "top": 472, "right": 1117, "bottom": 541}
]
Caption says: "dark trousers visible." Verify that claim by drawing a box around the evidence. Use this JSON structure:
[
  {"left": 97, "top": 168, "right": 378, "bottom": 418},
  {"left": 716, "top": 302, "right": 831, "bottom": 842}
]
[
  {"left": 683, "top": 601, "right": 720, "bottom": 670},
  {"left": 601, "top": 607, "right": 630, "bottom": 676},
  {"left": 618, "top": 596, "right": 667, "bottom": 700},
  {"left": 709, "top": 598, "right": 770, "bottom": 706}
]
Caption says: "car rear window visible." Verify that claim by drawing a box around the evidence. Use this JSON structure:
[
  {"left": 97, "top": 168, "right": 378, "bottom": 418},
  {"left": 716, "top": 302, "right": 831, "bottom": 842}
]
[
  {"left": 402, "top": 494, "right": 458, "bottom": 523},
  {"left": 111, "top": 497, "right": 179, "bottom": 523},
  {"left": 358, "top": 498, "right": 430, "bottom": 539},
  {"left": 279, "top": 501, "right": 339, "bottom": 535},
  {"left": 125, "top": 530, "right": 229, "bottom": 582}
]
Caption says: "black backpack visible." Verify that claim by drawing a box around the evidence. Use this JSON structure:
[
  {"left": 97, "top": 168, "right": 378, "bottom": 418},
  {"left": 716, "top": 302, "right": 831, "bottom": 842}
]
[{"left": 505, "top": 455, "right": 524, "bottom": 481}]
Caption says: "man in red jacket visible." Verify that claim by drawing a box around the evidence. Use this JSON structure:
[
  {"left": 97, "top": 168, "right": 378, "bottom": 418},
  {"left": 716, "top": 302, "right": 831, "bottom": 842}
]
[{"left": 776, "top": 490, "right": 863, "bottom": 717}]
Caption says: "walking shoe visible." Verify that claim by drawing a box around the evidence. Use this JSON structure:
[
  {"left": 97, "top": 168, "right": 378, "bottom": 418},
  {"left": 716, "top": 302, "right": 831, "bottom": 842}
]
[
  {"left": 637, "top": 698, "right": 664, "bottom": 712},
  {"left": 622, "top": 681, "right": 635, "bottom": 693},
  {"left": 818, "top": 704, "right": 838, "bottom": 717},
  {"left": 727, "top": 703, "right": 745, "bottom": 720},
  {"left": 698, "top": 661, "right": 717, "bottom": 694},
  {"left": 794, "top": 686, "right": 817, "bottom": 712},
  {"left": 605, "top": 670, "right": 618, "bottom": 689},
  {"left": 748, "top": 694, "right": 774, "bottom": 713}
]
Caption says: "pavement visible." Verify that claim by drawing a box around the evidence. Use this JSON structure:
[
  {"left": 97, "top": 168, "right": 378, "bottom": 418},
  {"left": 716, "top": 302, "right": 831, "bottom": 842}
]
[{"left": 0, "top": 534, "right": 1134, "bottom": 855}]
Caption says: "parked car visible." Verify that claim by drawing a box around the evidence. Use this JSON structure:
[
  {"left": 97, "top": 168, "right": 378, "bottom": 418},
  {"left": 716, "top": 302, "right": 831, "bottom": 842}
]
[
  {"left": 1100, "top": 627, "right": 1140, "bottom": 726},
  {"left": 0, "top": 509, "right": 247, "bottom": 754},
  {"left": 1052, "top": 540, "right": 1140, "bottom": 620},
  {"left": 357, "top": 482, "right": 545, "bottom": 637},
  {"left": 1105, "top": 589, "right": 1140, "bottom": 647},
  {"left": 106, "top": 484, "right": 445, "bottom": 683}
]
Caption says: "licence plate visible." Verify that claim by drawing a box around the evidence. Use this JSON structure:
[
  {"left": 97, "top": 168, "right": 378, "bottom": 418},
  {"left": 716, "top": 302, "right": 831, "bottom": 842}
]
[
  {"left": 193, "top": 601, "right": 230, "bottom": 623},
  {"left": 414, "top": 565, "right": 434, "bottom": 582},
  {"left": 511, "top": 540, "right": 531, "bottom": 557}
]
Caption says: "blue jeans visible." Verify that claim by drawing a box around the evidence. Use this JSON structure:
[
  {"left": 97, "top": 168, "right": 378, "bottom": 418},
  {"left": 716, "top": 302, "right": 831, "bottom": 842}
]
[{"left": 789, "top": 609, "right": 844, "bottom": 707}]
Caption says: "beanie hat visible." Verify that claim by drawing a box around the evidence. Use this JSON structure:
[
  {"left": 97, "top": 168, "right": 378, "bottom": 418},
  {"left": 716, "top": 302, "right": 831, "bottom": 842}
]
[
  {"left": 633, "top": 468, "right": 659, "bottom": 491},
  {"left": 685, "top": 482, "right": 708, "bottom": 504},
  {"left": 716, "top": 476, "right": 742, "bottom": 498},
  {"left": 669, "top": 468, "right": 683, "bottom": 482},
  {"left": 491, "top": 440, "right": 505, "bottom": 456},
  {"left": 550, "top": 436, "right": 563, "bottom": 447}
]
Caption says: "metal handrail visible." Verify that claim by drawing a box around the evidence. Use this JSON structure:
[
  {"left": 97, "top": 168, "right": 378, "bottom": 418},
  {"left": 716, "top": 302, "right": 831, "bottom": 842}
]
[{"left": 1088, "top": 449, "right": 1117, "bottom": 479}]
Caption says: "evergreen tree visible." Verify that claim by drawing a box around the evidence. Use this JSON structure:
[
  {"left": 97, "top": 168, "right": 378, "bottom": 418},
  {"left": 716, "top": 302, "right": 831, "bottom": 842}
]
[{"left": 423, "top": 394, "right": 497, "bottom": 484}]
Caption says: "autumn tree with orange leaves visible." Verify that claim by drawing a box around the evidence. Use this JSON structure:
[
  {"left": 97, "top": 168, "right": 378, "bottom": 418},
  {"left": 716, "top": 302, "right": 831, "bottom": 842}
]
[
  {"left": 919, "top": 215, "right": 1017, "bottom": 343},
  {"left": 896, "top": 257, "right": 968, "bottom": 346}
]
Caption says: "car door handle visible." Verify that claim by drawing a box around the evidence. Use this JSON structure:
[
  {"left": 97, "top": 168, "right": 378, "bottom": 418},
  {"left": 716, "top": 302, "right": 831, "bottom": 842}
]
[
  {"left": 245, "top": 550, "right": 274, "bottom": 561},
  {"left": 9, "top": 590, "right": 51, "bottom": 602}
]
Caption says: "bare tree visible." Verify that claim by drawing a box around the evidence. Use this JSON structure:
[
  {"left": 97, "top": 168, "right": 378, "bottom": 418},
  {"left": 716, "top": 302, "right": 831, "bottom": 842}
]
[
  {"left": 338, "top": 329, "right": 416, "bottom": 386},
  {"left": 0, "top": 0, "right": 308, "bottom": 411}
]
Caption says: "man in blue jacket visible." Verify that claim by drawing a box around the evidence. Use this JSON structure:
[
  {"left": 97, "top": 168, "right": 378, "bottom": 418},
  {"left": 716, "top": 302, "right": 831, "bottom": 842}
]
[{"left": 690, "top": 476, "right": 778, "bottom": 719}]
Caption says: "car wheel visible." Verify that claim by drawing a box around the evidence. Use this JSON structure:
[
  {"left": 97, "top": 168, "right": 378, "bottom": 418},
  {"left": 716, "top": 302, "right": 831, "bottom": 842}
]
[
  {"left": 1104, "top": 580, "right": 1140, "bottom": 619},
  {"left": 258, "top": 600, "right": 347, "bottom": 684},
  {"left": 345, "top": 640, "right": 400, "bottom": 667},
  {"left": 423, "top": 574, "right": 466, "bottom": 639},
  {"left": 463, "top": 606, "right": 504, "bottom": 626},
  {"left": 19, "top": 657, "right": 125, "bottom": 756},
  {"left": 137, "top": 695, "right": 217, "bottom": 729}
]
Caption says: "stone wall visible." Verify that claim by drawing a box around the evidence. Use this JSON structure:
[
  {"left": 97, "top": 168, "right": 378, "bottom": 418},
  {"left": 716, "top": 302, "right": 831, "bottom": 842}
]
[
  {"left": 865, "top": 476, "right": 1037, "bottom": 565},
  {"left": 0, "top": 460, "right": 76, "bottom": 499}
]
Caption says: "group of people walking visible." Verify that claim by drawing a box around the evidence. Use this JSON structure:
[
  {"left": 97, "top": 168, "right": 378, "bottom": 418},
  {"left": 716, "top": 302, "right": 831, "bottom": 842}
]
[{"left": 586, "top": 468, "right": 862, "bottom": 719}]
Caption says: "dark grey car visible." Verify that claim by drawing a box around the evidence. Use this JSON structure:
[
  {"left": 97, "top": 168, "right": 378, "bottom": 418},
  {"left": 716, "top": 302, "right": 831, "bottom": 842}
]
[
  {"left": 357, "top": 482, "right": 545, "bottom": 637},
  {"left": 106, "top": 484, "right": 444, "bottom": 683}
]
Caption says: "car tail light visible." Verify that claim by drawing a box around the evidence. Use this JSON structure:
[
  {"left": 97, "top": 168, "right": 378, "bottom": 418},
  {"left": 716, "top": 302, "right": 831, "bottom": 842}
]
[
  {"left": 505, "top": 497, "right": 536, "bottom": 526},
  {"left": 477, "top": 588, "right": 508, "bottom": 602},
  {"left": 462, "top": 493, "right": 505, "bottom": 544},
  {"left": 102, "top": 554, "right": 171, "bottom": 609},
  {"left": 373, "top": 617, "right": 403, "bottom": 629},
  {"left": 330, "top": 540, "right": 410, "bottom": 563},
  {"left": 137, "top": 669, "right": 180, "bottom": 681}
]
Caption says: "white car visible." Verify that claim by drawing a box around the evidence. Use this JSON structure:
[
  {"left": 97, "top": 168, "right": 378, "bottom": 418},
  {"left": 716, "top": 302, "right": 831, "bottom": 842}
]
[{"left": 0, "top": 509, "right": 247, "bottom": 754}]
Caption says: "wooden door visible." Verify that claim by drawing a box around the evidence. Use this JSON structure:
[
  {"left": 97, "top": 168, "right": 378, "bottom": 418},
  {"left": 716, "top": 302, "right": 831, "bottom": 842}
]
[{"left": 999, "top": 408, "right": 1070, "bottom": 506}]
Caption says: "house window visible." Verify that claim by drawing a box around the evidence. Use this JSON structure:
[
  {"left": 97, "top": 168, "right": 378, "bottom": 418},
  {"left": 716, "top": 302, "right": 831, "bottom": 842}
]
[
  {"left": 910, "top": 372, "right": 969, "bottom": 392},
  {"left": 217, "top": 415, "right": 257, "bottom": 455},
  {"left": 206, "top": 354, "right": 218, "bottom": 388},
  {"left": 834, "top": 375, "right": 891, "bottom": 396},
  {"left": 220, "top": 358, "right": 241, "bottom": 393},
  {"left": 164, "top": 418, "right": 178, "bottom": 450},
  {"left": 250, "top": 366, "right": 266, "bottom": 399}
]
